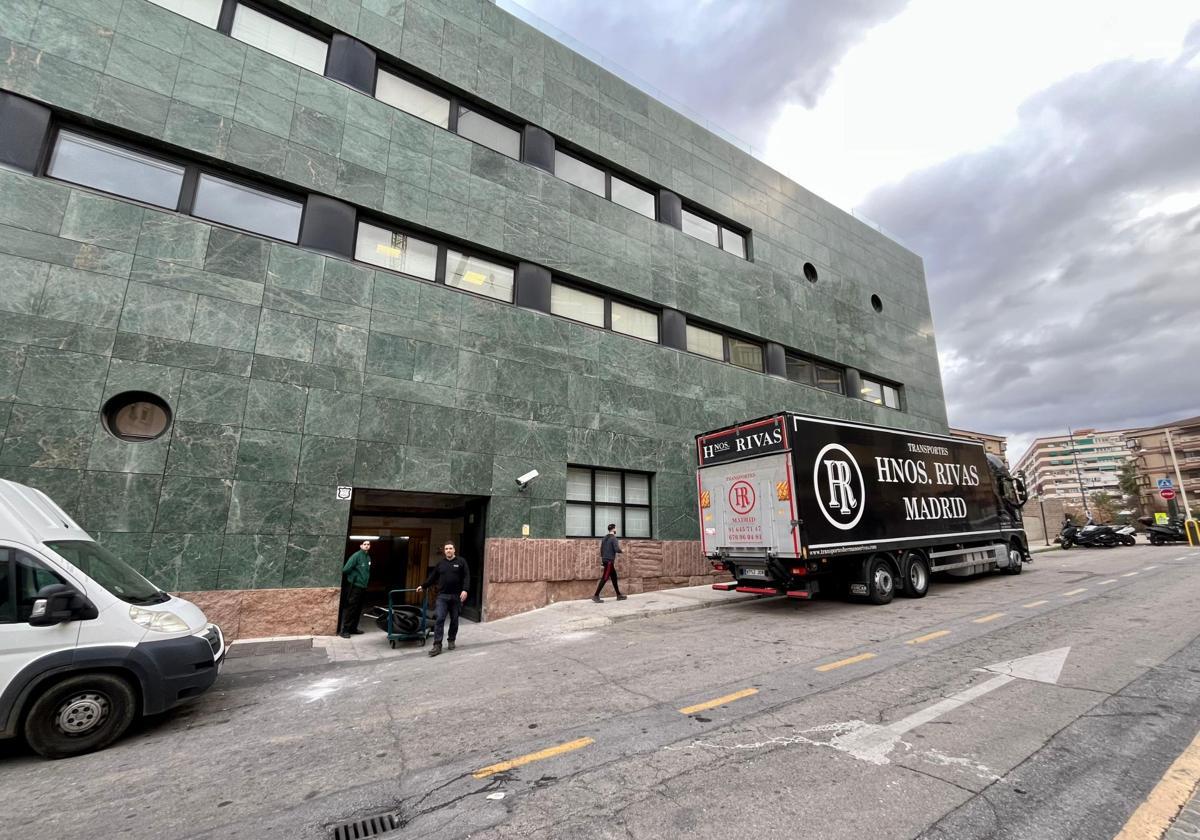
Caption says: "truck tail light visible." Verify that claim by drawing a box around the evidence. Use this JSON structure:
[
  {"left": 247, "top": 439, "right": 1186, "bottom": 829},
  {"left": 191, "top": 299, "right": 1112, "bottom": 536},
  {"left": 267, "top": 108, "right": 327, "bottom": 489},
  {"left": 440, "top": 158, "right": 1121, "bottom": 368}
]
[
  {"left": 712, "top": 561, "right": 726, "bottom": 571},
  {"left": 790, "top": 566, "right": 807, "bottom": 576}
]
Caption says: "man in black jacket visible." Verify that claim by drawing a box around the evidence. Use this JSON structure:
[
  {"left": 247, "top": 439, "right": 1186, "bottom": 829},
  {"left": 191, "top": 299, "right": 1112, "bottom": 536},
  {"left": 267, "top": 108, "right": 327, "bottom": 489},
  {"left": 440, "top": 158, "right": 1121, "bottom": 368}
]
[
  {"left": 592, "top": 523, "right": 627, "bottom": 603},
  {"left": 417, "top": 542, "right": 470, "bottom": 657}
]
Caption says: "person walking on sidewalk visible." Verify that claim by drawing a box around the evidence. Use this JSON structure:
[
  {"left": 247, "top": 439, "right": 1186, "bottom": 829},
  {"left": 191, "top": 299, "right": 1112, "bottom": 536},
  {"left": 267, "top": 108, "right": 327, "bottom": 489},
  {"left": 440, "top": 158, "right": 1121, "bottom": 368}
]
[
  {"left": 339, "top": 540, "right": 372, "bottom": 638},
  {"left": 417, "top": 542, "right": 470, "bottom": 657},
  {"left": 592, "top": 523, "right": 627, "bottom": 603}
]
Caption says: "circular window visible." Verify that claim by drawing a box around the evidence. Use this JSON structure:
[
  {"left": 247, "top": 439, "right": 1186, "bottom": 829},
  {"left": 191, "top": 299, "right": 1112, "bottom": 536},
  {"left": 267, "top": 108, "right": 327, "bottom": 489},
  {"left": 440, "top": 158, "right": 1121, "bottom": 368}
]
[
  {"left": 871, "top": 294, "right": 883, "bottom": 313},
  {"left": 103, "top": 392, "right": 172, "bottom": 442},
  {"left": 803, "top": 262, "right": 819, "bottom": 283}
]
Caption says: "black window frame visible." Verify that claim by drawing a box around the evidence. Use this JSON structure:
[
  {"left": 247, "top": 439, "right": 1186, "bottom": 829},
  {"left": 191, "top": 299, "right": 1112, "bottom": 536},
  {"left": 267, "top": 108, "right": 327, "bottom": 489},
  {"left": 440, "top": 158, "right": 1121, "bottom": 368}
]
[
  {"left": 565, "top": 466, "right": 654, "bottom": 539},
  {"left": 549, "top": 279, "right": 661, "bottom": 344},
  {"left": 860, "top": 376, "right": 904, "bottom": 411},
  {"left": 785, "top": 352, "right": 846, "bottom": 396},
  {"left": 554, "top": 145, "right": 659, "bottom": 218},
  {"left": 680, "top": 203, "right": 752, "bottom": 260},
  {"left": 685, "top": 321, "right": 764, "bottom": 371}
]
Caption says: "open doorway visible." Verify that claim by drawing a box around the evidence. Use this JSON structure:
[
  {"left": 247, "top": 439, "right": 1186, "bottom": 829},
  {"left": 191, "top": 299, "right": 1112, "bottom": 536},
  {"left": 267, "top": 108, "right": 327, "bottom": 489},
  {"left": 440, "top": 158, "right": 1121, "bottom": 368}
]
[{"left": 338, "top": 489, "right": 489, "bottom": 632}]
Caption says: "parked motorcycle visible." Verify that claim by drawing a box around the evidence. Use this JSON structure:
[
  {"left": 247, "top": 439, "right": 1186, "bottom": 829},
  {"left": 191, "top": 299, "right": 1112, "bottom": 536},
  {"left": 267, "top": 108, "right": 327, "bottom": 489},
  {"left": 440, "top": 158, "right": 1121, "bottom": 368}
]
[
  {"left": 1113, "top": 524, "right": 1137, "bottom": 546},
  {"left": 1058, "top": 517, "right": 1119, "bottom": 549},
  {"left": 1137, "top": 515, "right": 1188, "bottom": 546}
]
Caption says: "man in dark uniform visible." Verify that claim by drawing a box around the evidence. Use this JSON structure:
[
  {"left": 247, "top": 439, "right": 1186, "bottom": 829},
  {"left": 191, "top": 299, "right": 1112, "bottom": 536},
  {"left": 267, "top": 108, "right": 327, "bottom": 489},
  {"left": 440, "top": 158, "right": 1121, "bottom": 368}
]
[
  {"left": 592, "top": 523, "right": 627, "bottom": 603},
  {"left": 339, "top": 540, "right": 372, "bottom": 638},
  {"left": 417, "top": 542, "right": 470, "bottom": 657}
]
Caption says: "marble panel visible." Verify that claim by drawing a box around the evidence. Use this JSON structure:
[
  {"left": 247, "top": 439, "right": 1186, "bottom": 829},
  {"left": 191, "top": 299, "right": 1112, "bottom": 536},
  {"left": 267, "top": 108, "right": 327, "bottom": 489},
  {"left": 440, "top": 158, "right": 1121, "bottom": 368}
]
[
  {"left": 0, "top": 404, "right": 94, "bottom": 469},
  {"left": 225, "top": 481, "right": 295, "bottom": 535},
  {"left": 154, "top": 475, "right": 233, "bottom": 533},
  {"left": 172, "top": 60, "right": 240, "bottom": 118},
  {"left": 321, "top": 260, "right": 374, "bottom": 308},
  {"left": 94, "top": 76, "right": 172, "bottom": 138},
  {"left": 356, "top": 396, "right": 410, "bottom": 444},
  {"left": 77, "top": 470, "right": 163, "bottom": 532},
  {"left": 255, "top": 308, "right": 316, "bottom": 362},
  {"left": 283, "top": 534, "right": 343, "bottom": 588},
  {"left": 86, "top": 422, "right": 171, "bottom": 474},
  {"left": 203, "top": 228, "right": 271, "bottom": 282},
  {"left": 243, "top": 377, "right": 309, "bottom": 433},
  {"left": 119, "top": 281, "right": 198, "bottom": 340},
  {"left": 58, "top": 191, "right": 145, "bottom": 254},
  {"left": 353, "top": 440, "right": 405, "bottom": 489},
  {"left": 296, "top": 434, "right": 357, "bottom": 486},
  {"left": 149, "top": 531, "right": 223, "bottom": 591},
  {"left": 104, "top": 32, "right": 179, "bottom": 96},
  {"left": 15, "top": 346, "right": 108, "bottom": 410},
  {"left": 303, "top": 387, "right": 359, "bottom": 439},
  {"left": 365, "top": 331, "right": 414, "bottom": 380},
  {"left": 112, "top": 332, "right": 253, "bottom": 378},
  {"left": 0, "top": 170, "right": 70, "bottom": 236},
  {"left": 235, "top": 428, "right": 301, "bottom": 482},
  {"left": 176, "top": 369, "right": 249, "bottom": 425},
  {"left": 289, "top": 482, "right": 351, "bottom": 535},
  {"left": 190, "top": 296, "right": 261, "bottom": 353},
  {"left": 227, "top": 122, "right": 290, "bottom": 179},
  {"left": 38, "top": 266, "right": 128, "bottom": 329},
  {"left": 0, "top": 253, "right": 49, "bottom": 316},
  {"left": 218, "top": 534, "right": 287, "bottom": 588},
  {"left": 266, "top": 243, "right": 325, "bottom": 295},
  {"left": 165, "top": 420, "right": 240, "bottom": 478}
]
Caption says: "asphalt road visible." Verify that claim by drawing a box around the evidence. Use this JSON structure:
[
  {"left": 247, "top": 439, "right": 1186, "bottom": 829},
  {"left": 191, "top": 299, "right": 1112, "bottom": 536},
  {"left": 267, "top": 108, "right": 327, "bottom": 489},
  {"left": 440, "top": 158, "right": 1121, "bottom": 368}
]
[{"left": 4, "top": 544, "right": 1200, "bottom": 840}]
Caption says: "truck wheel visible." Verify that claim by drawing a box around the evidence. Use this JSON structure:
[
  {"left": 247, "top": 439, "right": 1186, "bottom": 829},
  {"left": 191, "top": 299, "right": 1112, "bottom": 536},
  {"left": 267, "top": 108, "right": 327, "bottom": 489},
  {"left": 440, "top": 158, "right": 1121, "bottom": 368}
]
[
  {"left": 867, "top": 555, "right": 895, "bottom": 605},
  {"left": 1006, "top": 543, "right": 1023, "bottom": 575},
  {"left": 900, "top": 551, "right": 929, "bottom": 598},
  {"left": 23, "top": 673, "right": 137, "bottom": 759}
]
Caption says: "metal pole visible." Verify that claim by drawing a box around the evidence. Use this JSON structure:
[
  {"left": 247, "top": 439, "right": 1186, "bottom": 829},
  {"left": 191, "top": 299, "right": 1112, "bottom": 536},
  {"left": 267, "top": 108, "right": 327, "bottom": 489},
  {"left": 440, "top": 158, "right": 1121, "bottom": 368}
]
[
  {"left": 1039, "top": 496, "right": 1049, "bottom": 546},
  {"left": 1069, "top": 428, "right": 1090, "bottom": 517},
  {"left": 1166, "top": 427, "right": 1193, "bottom": 520}
]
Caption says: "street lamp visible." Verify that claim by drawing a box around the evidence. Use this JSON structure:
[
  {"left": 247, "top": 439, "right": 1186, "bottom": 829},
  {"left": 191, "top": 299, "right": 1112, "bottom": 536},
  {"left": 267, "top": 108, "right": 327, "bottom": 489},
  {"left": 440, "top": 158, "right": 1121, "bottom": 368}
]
[{"left": 1068, "top": 427, "right": 1090, "bottom": 518}]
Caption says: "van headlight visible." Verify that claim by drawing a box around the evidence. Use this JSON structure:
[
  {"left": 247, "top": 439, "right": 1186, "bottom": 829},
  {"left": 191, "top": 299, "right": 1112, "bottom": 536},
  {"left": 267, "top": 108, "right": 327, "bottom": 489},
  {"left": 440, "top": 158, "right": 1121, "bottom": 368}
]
[{"left": 129, "top": 605, "right": 190, "bottom": 633}]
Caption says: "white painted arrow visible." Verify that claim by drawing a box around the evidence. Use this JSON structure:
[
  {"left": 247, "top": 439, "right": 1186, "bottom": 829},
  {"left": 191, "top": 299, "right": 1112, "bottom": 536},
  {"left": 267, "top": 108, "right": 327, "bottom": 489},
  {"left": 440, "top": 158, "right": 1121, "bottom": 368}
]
[{"left": 831, "top": 647, "right": 1071, "bottom": 764}]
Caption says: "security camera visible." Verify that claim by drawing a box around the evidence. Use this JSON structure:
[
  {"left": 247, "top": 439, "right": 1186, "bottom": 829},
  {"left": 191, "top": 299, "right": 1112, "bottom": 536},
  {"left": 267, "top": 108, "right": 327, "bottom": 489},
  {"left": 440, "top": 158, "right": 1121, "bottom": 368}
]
[{"left": 516, "top": 469, "right": 539, "bottom": 490}]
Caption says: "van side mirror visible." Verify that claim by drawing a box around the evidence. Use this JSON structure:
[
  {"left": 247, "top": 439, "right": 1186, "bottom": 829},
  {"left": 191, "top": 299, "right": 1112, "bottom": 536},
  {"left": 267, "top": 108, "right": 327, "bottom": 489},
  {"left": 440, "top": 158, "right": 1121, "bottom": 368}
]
[{"left": 28, "top": 583, "right": 97, "bottom": 627}]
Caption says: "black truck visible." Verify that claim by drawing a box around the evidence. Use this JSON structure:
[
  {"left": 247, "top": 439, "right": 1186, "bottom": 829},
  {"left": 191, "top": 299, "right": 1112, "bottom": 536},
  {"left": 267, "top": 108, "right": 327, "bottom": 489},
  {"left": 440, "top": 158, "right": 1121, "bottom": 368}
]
[{"left": 696, "top": 412, "right": 1030, "bottom": 604}]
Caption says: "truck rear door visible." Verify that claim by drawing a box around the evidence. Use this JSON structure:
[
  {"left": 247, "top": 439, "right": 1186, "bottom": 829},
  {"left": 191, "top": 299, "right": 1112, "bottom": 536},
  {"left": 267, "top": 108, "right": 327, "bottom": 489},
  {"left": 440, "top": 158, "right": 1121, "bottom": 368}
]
[{"left": 698, "top": 453, "right": 800, "bottom": 562}]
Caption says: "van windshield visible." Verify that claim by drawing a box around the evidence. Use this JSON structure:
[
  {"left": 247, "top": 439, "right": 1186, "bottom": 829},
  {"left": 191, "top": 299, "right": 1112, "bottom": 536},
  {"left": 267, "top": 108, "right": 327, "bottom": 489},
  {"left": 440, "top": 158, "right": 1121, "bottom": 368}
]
[{"left": 44, "top": 540, "right": 169, "bottom": 605}]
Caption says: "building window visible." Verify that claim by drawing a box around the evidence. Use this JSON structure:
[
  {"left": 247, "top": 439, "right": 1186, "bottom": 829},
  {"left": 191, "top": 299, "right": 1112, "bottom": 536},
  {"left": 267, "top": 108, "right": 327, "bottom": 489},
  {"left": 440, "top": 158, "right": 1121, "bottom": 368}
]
[
  {"left": 456, "top": 107, "right": 520, "bottom": 159},
  {"left": 566, "top": 467, "right": 652, "bottom": 538},
  {"left": 554, "top": 151, "right": 605, "bottom": 197},
  {"left": 611, "top": 176, "right": 656, "bottom": 219},
  {"left": 231, "top": 5, "right": 328, "bottom": 75},
  {"left": 191, "top": 173, "right": 303, "bottom": 242},
  {"left": 686, "top": 325, "right": 724, "bottom": 360},
  {"left": 681, "top": 209, "right": 720, "bottom": 248},
  {"left": 861, "top": 377, "right": 902, "bottom": 410},
  {"left": 722, "top": 229, "right": 747, "bottom": 259},
  {"left": 550, "top": 283, "right": 605, "bottom": 327},
  {"left": 611, "top": 301, "right": 658, "bottom": 343},
  {"left": 375, "top": 69, "right": 450, "bottom": 129},
  {"left": 145, "top": 0, "right": 222, "bottom": 28},
  {"left": 728, "top": 338, "right": 763, "bottom": 372},
  {"left": 446, "top": 250, "right": 514, "bottom": 302},
  {"left": 46, "top": 132, "right": 185, "bottom": 210},
  {"left": 785, "top": 353, "right": 845, "bottom": 395},
  {"left": 355, "top": 222, "right": 438, "bottom": 281}
]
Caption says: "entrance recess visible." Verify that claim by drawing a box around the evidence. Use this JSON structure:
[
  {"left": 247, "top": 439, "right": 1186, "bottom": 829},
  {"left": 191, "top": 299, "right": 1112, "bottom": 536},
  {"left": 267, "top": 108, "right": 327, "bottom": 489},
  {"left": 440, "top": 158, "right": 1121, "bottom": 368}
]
[{"left": 339, "top": 489, "right": 489, "bottom": 624}]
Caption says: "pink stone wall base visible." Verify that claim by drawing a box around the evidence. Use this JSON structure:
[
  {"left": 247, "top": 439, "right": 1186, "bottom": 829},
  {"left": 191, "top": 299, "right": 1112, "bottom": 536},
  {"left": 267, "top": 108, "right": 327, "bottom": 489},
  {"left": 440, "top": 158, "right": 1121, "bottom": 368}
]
[{"left": 178, "top": 588, "right": 338, "bottom": 641}]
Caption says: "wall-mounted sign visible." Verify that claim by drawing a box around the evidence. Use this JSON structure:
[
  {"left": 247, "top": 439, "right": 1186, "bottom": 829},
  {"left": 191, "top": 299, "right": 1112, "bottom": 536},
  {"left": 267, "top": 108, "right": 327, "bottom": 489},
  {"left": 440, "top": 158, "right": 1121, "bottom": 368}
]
[{"left": 336, "top": 486, "right": 352, "bottom": 501}]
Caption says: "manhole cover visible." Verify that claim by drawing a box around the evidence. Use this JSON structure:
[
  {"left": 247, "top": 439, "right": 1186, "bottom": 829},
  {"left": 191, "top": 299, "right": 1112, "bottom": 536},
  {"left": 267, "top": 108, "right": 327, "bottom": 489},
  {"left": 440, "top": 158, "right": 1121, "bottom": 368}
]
[{"left": 328, "top": 811, "right": 402, "bottom": 840}]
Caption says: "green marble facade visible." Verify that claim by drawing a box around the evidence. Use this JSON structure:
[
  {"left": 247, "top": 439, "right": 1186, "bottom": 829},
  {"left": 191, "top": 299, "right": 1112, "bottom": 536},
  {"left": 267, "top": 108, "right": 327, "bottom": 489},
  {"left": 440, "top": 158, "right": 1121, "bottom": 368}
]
[{"left": 0, "top": 0, "right": 947, "bottom": 594}]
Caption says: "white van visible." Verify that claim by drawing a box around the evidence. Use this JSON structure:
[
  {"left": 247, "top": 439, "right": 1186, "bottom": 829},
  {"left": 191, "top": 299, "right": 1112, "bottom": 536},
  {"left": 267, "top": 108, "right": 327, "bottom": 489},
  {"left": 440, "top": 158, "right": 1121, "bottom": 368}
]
[{"left": 0, "top": 479, "right": 224, "bottom": 758}]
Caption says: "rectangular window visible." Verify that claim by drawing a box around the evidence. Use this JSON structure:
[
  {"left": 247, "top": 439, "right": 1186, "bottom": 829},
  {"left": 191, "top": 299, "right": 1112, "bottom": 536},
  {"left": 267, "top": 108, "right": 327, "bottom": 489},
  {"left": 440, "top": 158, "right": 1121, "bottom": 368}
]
[
  {"left": 611, "top": 176, "right": 655, "bottom": 219},
  {"left": 446, "top": 250, "right": 514, "bottom": 302},
  {"left": 375, "top": 70, "right": 450, "bottom": 129},
  {"left": 565, "top": 466, "right": 652, "bottom": 538},
  {"left": 860, "top": 378, "right": 883, "bottom": 406},
  {"left": 686, "top": 325, "right": 724, "bottom": 360},
  {"left": 785, "top": 355, "right": 814, "bottom": 386},
  {"left": 815, "top": 364, "right": 845, "bottom": 395},
  {"left": 882, "top": 384, "right": 901, "bottom": 410},
  {"left": 456, "top": 107, "right": 520, "bottom": 159},
  {"left": 729, "top": 339, "right": 763, "bottom": 372},
  {"left": 231, "top": 5, "right": 328, "bottom": 75},
  {"left": 145, "top": 0, "right": 222, "bottom": 27},
  {"left": 47, "top": 132, "right": 185, "bottom": 209},
  {"left": 191, "top": 173, "right": 303, "bottom": 242},
  {"left": 681, "top": 209, "right": 720, "bottom": 247},
  {"left": 355, "top": 222, "right": 438, "bottom": 281},
  {"left": 611, "top": 301, "right": 658, "bottom": 343},
  {"left": 554, "top": 151, "right": 605, "bottom": 197},
  {"left": 550, "top": 283, "right": 605, "bottom": 327},
  {"left": 722, "top": 228, "right": 747, "bottom": 259}
]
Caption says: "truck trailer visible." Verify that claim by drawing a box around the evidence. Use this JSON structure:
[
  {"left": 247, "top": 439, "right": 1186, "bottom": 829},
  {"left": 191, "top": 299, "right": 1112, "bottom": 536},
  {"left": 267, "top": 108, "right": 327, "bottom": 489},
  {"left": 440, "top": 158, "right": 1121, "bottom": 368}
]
[{"left": 696, "top": 412, "right": 1030, "bottom": 604}]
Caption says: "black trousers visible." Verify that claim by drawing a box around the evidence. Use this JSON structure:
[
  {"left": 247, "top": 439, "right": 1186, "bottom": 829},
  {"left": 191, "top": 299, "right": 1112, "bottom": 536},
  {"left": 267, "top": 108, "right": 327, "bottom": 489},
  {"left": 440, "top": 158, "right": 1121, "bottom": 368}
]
[
  {"left": 594, "top": 561, "right": 621, "bottom": 597},
  {"left": 433, "top": 594, "right": 461, "bottom": 643},
  {"left": 341, "top": 584, "right": 366, "bottom": 634}
]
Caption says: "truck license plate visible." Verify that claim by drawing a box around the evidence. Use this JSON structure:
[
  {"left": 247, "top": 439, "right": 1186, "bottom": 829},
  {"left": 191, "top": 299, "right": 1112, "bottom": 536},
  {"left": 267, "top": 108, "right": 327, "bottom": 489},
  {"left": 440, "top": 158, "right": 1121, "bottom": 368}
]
[{"left": 741, "top": 567, "right": 767, "bottom": 578}]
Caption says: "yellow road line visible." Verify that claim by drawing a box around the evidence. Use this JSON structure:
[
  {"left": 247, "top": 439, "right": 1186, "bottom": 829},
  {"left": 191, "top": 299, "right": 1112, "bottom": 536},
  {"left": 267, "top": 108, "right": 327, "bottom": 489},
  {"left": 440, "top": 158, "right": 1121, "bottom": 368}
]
[
  {"left": 1024, "top": 600, "right": 1049, "bottom": 608},
  {"left": 973, "top": 612, "right": 1005, "bottom": 624},
  {"left": 816, "top": 652, "right": 877, "bottom": 672},
  {"left": 1121, "top": 572, "right": 1138, "bottom": 577},
  {"left": 1099, "top": 579, "right": 1117, "bottom": 585},
  {"left": 679, "top": 687, "right": 758, "bottom": 715},
  {"left": 1113, "top": 728, "right": 1200, "bottom": 840},
  {"left": 1064, "top": 588, "right": 1088, "bottom": 596},
  {"left": 906, "top": 630, "right": 951, "bottom": 645},
  {"left": 473, "top": 737, "right": 595, "bottom": 780}
]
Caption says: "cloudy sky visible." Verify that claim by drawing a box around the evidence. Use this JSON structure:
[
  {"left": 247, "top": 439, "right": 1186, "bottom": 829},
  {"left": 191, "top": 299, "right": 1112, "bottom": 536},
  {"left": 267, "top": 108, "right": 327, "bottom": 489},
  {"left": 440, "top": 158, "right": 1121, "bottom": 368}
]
[{"left": 510, "top": 0, "right": 1200, "bottom": 464}]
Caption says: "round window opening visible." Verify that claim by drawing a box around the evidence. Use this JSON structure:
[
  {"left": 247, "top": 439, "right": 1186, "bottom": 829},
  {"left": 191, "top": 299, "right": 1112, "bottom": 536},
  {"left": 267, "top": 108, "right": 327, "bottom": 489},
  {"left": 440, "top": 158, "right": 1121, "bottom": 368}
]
[
  {"left": 871, "top": 294, "right": 883, "bottom": 313},
  {"left": 803, "top": 262, "right": 819, "bottom": 283},
  {"left": 103, "top": 391, "right": 172, "bottom": 442}
]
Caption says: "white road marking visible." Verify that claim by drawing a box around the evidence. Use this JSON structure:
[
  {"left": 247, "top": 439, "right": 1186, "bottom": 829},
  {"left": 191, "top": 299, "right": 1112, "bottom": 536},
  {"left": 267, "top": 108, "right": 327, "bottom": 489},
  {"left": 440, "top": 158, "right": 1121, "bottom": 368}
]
[
  {"left": 1122, "top": 572, "right": 1138, "bottom": 577},
  {"left": 297, "top": 677, "right": 344, "bottom": 702},
  {"left": 1099, "top": 579, "right": 1118, "bottom": 585}
]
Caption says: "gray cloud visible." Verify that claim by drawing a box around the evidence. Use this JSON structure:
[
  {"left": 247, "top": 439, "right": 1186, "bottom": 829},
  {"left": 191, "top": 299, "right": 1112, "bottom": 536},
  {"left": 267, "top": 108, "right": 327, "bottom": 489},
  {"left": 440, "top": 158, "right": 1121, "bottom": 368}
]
[
  {"left": 513, "top": 0, "right": 909, "bottom": 149},
  {"left": 862, "top": 44, "right": 1200, "bottom": 451}
]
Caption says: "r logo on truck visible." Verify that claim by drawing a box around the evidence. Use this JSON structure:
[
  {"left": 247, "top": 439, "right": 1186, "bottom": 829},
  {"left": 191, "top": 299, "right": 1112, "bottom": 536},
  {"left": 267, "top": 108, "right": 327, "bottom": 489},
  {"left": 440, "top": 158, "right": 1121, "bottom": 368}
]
[
  {"left": 729, "top": 481, "right": 756, "bottom": 514},
  {"left": 814, "top": 444, "right": 865, "bottom": 530}
]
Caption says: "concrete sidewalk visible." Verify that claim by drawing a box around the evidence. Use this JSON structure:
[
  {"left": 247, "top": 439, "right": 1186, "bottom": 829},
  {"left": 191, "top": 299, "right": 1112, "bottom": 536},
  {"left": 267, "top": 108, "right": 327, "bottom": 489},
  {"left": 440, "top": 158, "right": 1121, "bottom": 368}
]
[{"left": 225, "top": 583, "right": 761, "bottom": 668}]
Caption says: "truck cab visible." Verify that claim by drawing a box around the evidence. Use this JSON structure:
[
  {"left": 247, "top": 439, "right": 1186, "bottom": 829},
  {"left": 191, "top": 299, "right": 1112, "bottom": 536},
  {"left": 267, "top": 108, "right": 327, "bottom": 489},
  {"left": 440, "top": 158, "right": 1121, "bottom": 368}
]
[{"left": 0, "top": 479, "right": 224, "bottom": 758}]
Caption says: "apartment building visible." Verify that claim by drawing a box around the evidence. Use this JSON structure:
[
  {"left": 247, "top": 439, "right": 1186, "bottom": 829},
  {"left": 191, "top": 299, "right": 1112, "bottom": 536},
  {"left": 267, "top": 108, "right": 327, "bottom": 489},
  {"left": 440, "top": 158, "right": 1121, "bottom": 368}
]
[
  {"left": 949, "top": 427, "right": 1007, "bottom": 465},
  {"left": 1013, "top": 429, "right": 1130, "bottom": 503},
  {"left": 1126, "top": 415, "right": 1200, "bottom": 516}
]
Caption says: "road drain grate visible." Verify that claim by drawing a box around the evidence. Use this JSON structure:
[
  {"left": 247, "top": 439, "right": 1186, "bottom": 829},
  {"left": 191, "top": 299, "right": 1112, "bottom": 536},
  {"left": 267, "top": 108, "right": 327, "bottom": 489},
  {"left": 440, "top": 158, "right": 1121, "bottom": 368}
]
[{"left": 329, "top": 812, "right": 402, "bottom": 840}]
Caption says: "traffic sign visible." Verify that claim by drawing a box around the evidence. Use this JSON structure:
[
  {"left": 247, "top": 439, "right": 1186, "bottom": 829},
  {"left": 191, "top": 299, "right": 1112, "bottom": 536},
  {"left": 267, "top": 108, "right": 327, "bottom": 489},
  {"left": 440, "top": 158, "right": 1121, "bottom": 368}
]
[
  {"left": 1161, "top": 488, "right": 1177, "bottom": 500},
  {"left": 1157, "top": 478, "right": 1174, "bottom": 489}
]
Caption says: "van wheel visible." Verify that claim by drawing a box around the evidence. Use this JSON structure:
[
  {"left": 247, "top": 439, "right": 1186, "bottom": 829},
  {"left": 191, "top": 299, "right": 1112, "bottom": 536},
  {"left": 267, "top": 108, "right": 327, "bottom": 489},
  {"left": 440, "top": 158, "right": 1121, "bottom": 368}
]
[
  {"left": 900, "top": 551, "right": 930, "bottom": 598},
  {"left": 24, "top": 673, "right": 137, "bottom": 759},
  {"left": 867, "top": 555, "right": 895, "bottom": 605},
  {"left": 1006, "top": 543, "right": 1024, "bottom": 575}
]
